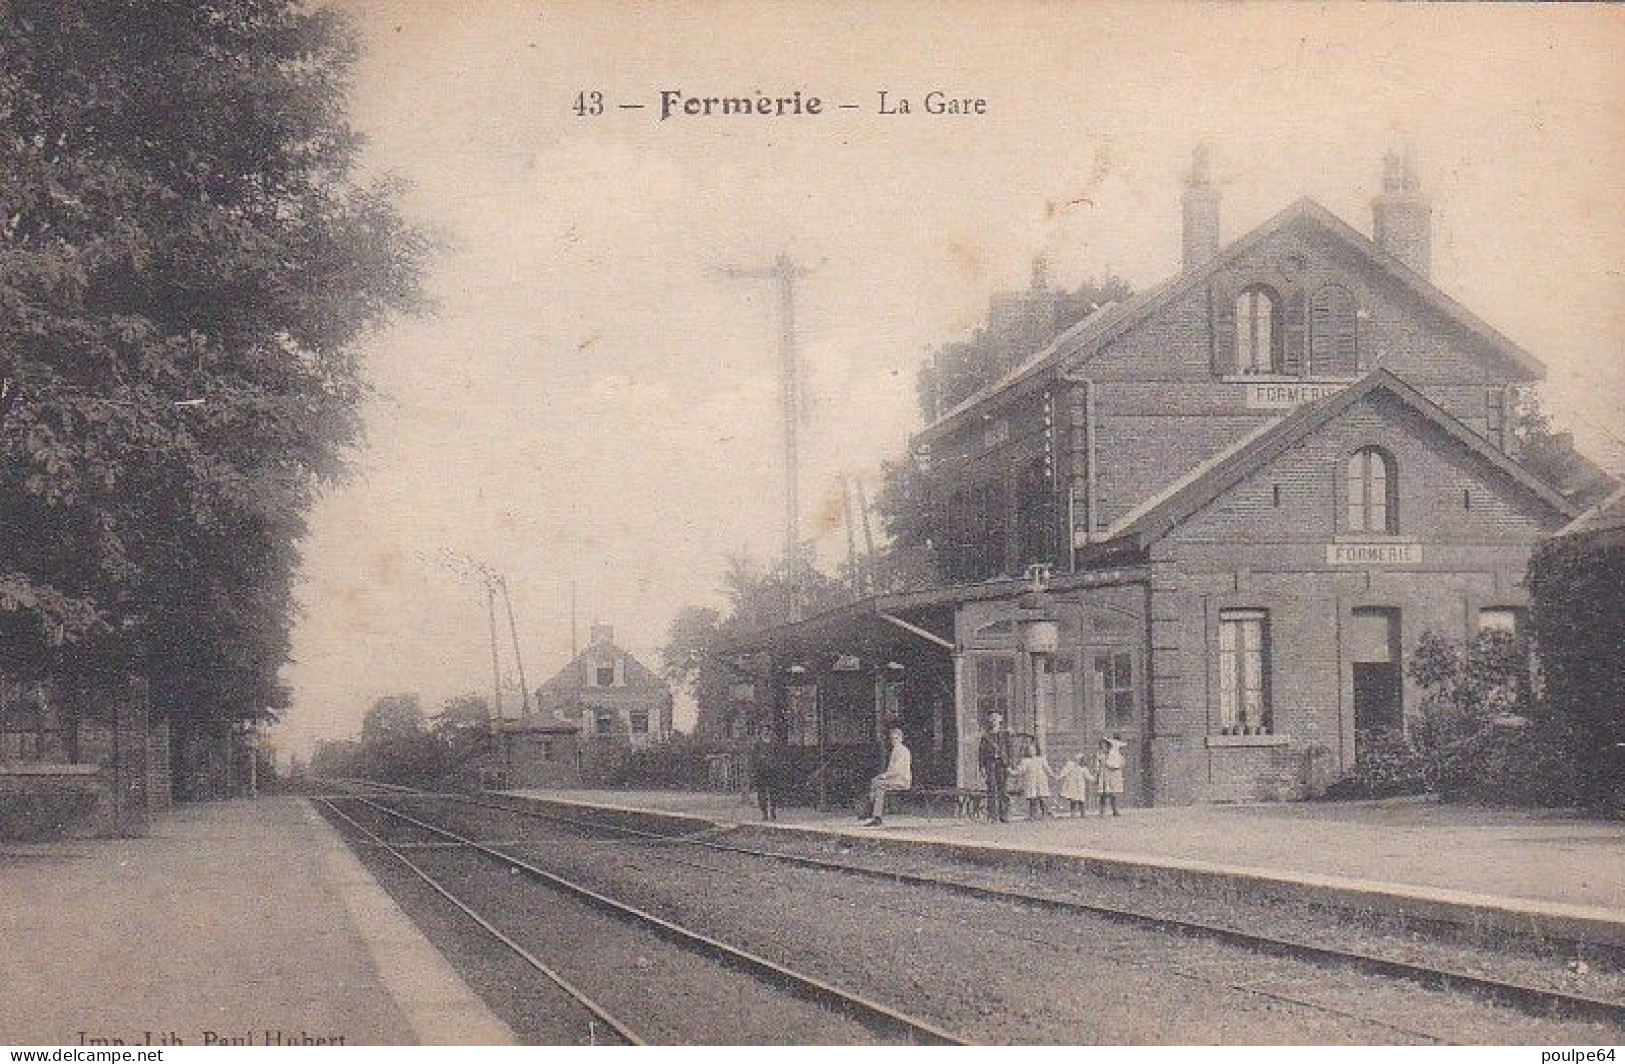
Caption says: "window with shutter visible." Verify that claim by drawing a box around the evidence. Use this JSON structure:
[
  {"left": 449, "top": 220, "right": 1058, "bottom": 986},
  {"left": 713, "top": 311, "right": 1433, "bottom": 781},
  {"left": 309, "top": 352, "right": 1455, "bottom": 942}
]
[
  {"left": 1310, "top": 285, "right": 1358, "bottom": 376},
  {"left": 1211, "top": 282, "right": 1237, "bottom": 374},
  {"left": 1281, "top": 287, "right": 1305, "bottom": 377}
]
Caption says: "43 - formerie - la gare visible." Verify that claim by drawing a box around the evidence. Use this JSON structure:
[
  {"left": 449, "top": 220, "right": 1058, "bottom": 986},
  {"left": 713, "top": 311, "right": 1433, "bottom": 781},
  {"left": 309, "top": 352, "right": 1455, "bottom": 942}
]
[{"left": 656, "top": 89, "right": 988, "bottom": 120}]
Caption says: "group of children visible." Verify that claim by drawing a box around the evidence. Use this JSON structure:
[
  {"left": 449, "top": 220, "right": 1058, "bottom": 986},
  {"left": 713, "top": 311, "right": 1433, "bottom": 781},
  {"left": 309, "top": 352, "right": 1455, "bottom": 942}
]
[{"left": 1010, "top": 736, "right": 1125, "bottom": 819}]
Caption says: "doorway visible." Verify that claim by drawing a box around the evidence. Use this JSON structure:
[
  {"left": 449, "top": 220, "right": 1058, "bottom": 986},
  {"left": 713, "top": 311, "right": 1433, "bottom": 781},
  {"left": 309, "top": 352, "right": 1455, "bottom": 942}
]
[{"left": 1350, "top": 608, "right": 1403, "bottom": 737}]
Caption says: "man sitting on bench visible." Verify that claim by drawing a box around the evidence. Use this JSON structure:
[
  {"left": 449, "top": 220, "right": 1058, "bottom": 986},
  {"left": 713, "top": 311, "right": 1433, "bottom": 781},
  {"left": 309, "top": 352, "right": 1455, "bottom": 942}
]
[{"left": 860, "top": 727, "right": 912, "bottom": 827}]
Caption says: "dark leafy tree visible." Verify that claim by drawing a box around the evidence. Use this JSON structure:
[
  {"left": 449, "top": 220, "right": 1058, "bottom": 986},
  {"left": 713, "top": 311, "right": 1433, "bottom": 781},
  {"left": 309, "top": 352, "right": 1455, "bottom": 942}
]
[
  {"left": 662, "top": 552, "right": 847, "bottom": 741},
  {"left": 918, "top": 272, "right": 1132, "bottom": 422},
  {"left": 360, "top": 693, "right": 427, "bottom": 746},
  {"left": 863, "top": 455, "right": 939, "bottom": 593},
  {"left": 1513, "top": 392, "right": 1617, "bottom": 509},
  {"left": 1529, "top": 528, "right": 1625, "bottom": 813},
  {"left": 870, "top": 272, "right": 1134, "bottom": 593},
  {"left": 358, "top": 693, "right": 447, "bottom": 785},
  {"left": 1402, "top": 628, "right": 1568, "bottom": 805},
  {"left": 0, "top": 4, "right": 428, "bottom": 741}
]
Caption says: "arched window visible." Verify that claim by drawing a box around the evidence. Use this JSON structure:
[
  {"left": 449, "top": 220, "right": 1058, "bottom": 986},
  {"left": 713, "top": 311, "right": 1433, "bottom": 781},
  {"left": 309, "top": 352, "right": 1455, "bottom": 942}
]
[
  {"left": 1310, "top": 285, "right": 1358, "bottom": 375},
  {"left": 1346, "top": 447, "right": 1397, "bottom": 533},
  {"left": 1235, "top": 285, "right": 1282, "bottom": 374}
]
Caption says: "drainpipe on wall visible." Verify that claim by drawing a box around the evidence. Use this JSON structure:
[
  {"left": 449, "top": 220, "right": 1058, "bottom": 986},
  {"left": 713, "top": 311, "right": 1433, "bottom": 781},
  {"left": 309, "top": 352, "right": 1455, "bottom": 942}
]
[{"left": 1085, "top": 378, "right": 1097, "bottom": 551}]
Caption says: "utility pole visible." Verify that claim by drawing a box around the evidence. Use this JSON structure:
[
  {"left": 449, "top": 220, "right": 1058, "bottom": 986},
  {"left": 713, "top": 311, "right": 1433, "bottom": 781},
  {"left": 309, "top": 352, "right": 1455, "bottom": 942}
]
[
  {"left": 855, "top": 474, "right": 878, "bottom": 597},
  {"left": 724, "top": 252, "right": 810, "bottom": 620},
  {"left": 841, "top": 474, "right": 862, "bottom": 599},
  {"left": 433, "top": 548, "right": 530, "bottom": 784},
  {"left": 485, "top": 581, "right": 505, "bottom": 781},
  {"left": 497, "top": 575, "right": 533, "bottom": 719}
]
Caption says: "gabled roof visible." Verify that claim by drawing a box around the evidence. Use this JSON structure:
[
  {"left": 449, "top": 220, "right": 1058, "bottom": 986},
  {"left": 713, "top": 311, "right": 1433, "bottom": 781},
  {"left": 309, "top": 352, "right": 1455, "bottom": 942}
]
[
  {"left": 918, "top": 198, "right": 1546, "bottom": 444},
  {"left": 535, "top": 637, "right": 669, "bottom": 699},
  {"left": 1082, "top": 369, "right": 1580, "bottom": 557}
]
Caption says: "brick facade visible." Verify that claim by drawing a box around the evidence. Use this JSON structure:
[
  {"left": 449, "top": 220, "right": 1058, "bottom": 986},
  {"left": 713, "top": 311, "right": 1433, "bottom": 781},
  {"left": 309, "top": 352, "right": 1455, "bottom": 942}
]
[
  {"left": 919, "top": 200, "right": 1536, "bottom": 580},
  {"left": 755, "top": 172, "right": 1587, "bottom": 808},
  {"left": 1144, "top": 387, "right": 1567, "bottom": 802}
]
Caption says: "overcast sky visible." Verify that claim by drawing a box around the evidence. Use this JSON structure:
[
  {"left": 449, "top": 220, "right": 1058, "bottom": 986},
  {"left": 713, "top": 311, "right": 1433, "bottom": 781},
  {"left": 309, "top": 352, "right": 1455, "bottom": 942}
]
[{"left": 276, "top": 1, "right": 1625, "bottom": 755}]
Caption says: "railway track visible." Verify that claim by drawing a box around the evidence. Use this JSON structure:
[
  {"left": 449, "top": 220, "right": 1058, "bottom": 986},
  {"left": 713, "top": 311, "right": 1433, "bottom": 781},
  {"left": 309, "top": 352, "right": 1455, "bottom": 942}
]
[
  {"left": 318, "top": 790, "right": 968, "bottom": 1046},
  {"left": 317, "top": 797, "right": 644, "bottom": 1045},
  {"left": 329, "top": 781, "right": 1625, "bottom": 1033}
]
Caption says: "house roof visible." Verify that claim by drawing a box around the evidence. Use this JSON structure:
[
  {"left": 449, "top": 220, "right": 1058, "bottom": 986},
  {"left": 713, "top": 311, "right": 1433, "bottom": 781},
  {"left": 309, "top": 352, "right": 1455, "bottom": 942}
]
[
  {"left": 1557, "top": 483, "right": 1625, "bottom": 538},
  {"left": 918, "top": 198, "right": 1546, "bottom": 445},
  {"left": 534, "top": 636, "right": 669, "bottom": 699},
  {"left": 1080, "top": 368, "right": 1581, "bottom": 557},
  {"left": 723, "top": 562, "right": 1154, "bottom": 656}
]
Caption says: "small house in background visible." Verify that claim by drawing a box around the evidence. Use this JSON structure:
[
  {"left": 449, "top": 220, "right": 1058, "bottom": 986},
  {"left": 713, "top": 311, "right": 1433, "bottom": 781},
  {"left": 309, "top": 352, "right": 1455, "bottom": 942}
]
[{"left": 534, "top": 623, "right": 674, "bottom": 751}]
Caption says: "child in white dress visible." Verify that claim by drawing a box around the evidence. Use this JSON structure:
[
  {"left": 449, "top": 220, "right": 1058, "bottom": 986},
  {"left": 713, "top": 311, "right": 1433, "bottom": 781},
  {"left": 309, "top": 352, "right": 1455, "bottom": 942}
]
[
  {"left": 1013, "top": 740, "right": 1055, "bottom": 820},
  {"left": 1093, "top": 737, "right": 1126, "bottom": 817},
  {"left": 1056, "top": 752, "right": 1095, "bottom": 816}
]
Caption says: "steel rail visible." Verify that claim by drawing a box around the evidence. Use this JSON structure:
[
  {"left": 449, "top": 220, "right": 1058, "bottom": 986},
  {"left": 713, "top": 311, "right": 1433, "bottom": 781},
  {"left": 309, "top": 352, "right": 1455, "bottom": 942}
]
[
  {"left": 315, "top": 797, "right": 645, "bottom": 1046},
  {"left": 333, "top": 792, "right": 970, "bottom": 1046},
  {"left": 371, "top": 786, "right": 1625, "bottom": 1030},
  {"left": 556, "top": 821, "right": 1456, "bottom": 1044}
]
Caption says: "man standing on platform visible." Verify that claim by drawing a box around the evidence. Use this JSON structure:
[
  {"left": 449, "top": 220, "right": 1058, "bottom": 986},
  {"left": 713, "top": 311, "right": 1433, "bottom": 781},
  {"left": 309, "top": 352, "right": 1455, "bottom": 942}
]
[
  {"left": 979, "top": 711, "right": 1013, "bottom": 823},
  {"left": 749, "top": 729, "right": 782, "bottom": 821}
]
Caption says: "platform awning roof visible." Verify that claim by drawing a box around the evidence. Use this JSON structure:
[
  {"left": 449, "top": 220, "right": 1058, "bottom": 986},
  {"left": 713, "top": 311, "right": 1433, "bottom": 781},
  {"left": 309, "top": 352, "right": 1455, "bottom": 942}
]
[{"left": 724, "top": 562, "right": 1151, "bottom": 658}]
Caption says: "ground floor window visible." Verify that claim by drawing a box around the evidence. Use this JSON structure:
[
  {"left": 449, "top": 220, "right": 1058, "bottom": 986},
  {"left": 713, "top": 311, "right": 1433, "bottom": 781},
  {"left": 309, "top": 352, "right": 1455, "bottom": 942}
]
[
  {"left": 1477, "top": 607, "right": 1526, "bottom": 639},
  {"left": 787, "top": 684, "right": 820, "bottom": 747},
  {"left": 0, "top": 684, "right": 69, "bottom": 762},
  {"left": 973, "top": 655, "right": 1015, "bottom": 728},
  {"left": 1477, "top": 606, "right": 1534, "bottom": 705},
  {"left": 629, "top": 708, "right": 649, "bottom": 734},
  {"left": 1093, "top": 650, "right": 1135, "bottom": 730},
  {"left": 1035, "top": 653, "right": 1076, "bottom": 734},
  {"left": 1217, "top": 609, "right": 1271, "bottom": 734},
  {"left": 594, "top": 710, "right": 615, "bottom": 737}
]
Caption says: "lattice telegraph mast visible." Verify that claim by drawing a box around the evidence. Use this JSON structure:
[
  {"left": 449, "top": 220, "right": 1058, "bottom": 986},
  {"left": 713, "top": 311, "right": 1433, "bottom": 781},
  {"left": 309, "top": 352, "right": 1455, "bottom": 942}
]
[{"left": 723, "top": 253, "right": 811, "bottom": 620}]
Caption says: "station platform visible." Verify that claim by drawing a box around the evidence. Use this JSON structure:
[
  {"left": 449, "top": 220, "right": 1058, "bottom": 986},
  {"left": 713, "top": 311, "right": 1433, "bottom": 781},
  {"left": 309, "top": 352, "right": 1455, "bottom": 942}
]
[
  {"left": 0, "top": 796, "right": 515, "bottom": 1047},
  {"left": 507, "top": 787, "right": 1625, "bottom": 949}
]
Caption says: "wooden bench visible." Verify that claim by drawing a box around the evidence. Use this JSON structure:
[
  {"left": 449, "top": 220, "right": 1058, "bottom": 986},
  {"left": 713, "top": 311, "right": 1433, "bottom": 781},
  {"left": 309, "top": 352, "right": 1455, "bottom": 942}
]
[{"left": 893, "top": 787, "right": 986, "bottom": 820}]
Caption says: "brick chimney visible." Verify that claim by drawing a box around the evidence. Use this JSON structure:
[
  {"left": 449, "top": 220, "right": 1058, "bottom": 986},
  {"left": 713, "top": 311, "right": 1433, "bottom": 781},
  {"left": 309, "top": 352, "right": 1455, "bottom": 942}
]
[
  {"left": 1372, "top": 145, "right": 1431, "bottom": 277},
  {"left": 1181, "top": 145, "right": 1221, "bottom": 270}
]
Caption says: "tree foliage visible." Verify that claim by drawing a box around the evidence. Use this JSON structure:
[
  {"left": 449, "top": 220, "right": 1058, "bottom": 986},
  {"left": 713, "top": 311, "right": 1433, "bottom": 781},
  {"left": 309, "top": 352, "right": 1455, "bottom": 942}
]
[
  {"left": 1513, "top": 392, "right": 1617, "bottom": 509},
  {"left": 867, "top": 273, "right": 1135, "bottom": 594},
  {"left": 1529, "top": 529, "right": 1625, "bottom": 813},
  {"left": 0, "top": 3, "right": 428, "bottom": 727},
  {"left": 662, "top": 552, "right": 847, "bottom": 741},
  {"left": 864, "top": 455, "right": 939, "bottom": 594},
  {"left": 917, "top": 272, "right": 1132, "bottom": 422},
  {"left": 1401, "top": 628, "right": 1565, "bottom": 805}
]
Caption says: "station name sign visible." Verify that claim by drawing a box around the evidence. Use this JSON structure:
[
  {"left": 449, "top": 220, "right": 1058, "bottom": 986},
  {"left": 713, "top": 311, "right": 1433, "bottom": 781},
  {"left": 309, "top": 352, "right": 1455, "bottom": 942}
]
[
  {"left": 1327, "top": 541, "right": 1422, "bottom": 565},
  {"left": 1245, "top": 381, "right": 1349, "bottom": 409}
]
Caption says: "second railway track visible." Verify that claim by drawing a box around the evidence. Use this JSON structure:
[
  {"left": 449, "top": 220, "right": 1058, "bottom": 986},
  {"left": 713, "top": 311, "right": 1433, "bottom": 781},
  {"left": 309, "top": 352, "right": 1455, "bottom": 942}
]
[{"left": 318, "top": 781, "right": 1625, "bottom": 1044}]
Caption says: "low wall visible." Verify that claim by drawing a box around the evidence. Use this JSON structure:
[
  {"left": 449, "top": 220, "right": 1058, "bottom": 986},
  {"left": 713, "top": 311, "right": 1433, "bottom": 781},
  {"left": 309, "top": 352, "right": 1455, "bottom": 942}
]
[{"left": 0, "top": 764, "right": 110, "bottom": 840}]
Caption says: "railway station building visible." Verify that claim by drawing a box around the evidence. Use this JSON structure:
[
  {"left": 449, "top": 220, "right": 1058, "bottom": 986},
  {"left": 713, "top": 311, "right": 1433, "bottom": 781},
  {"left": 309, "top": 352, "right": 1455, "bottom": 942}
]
[{"left": 737, "top": 149, "right": 1591, "bottom": 808}]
